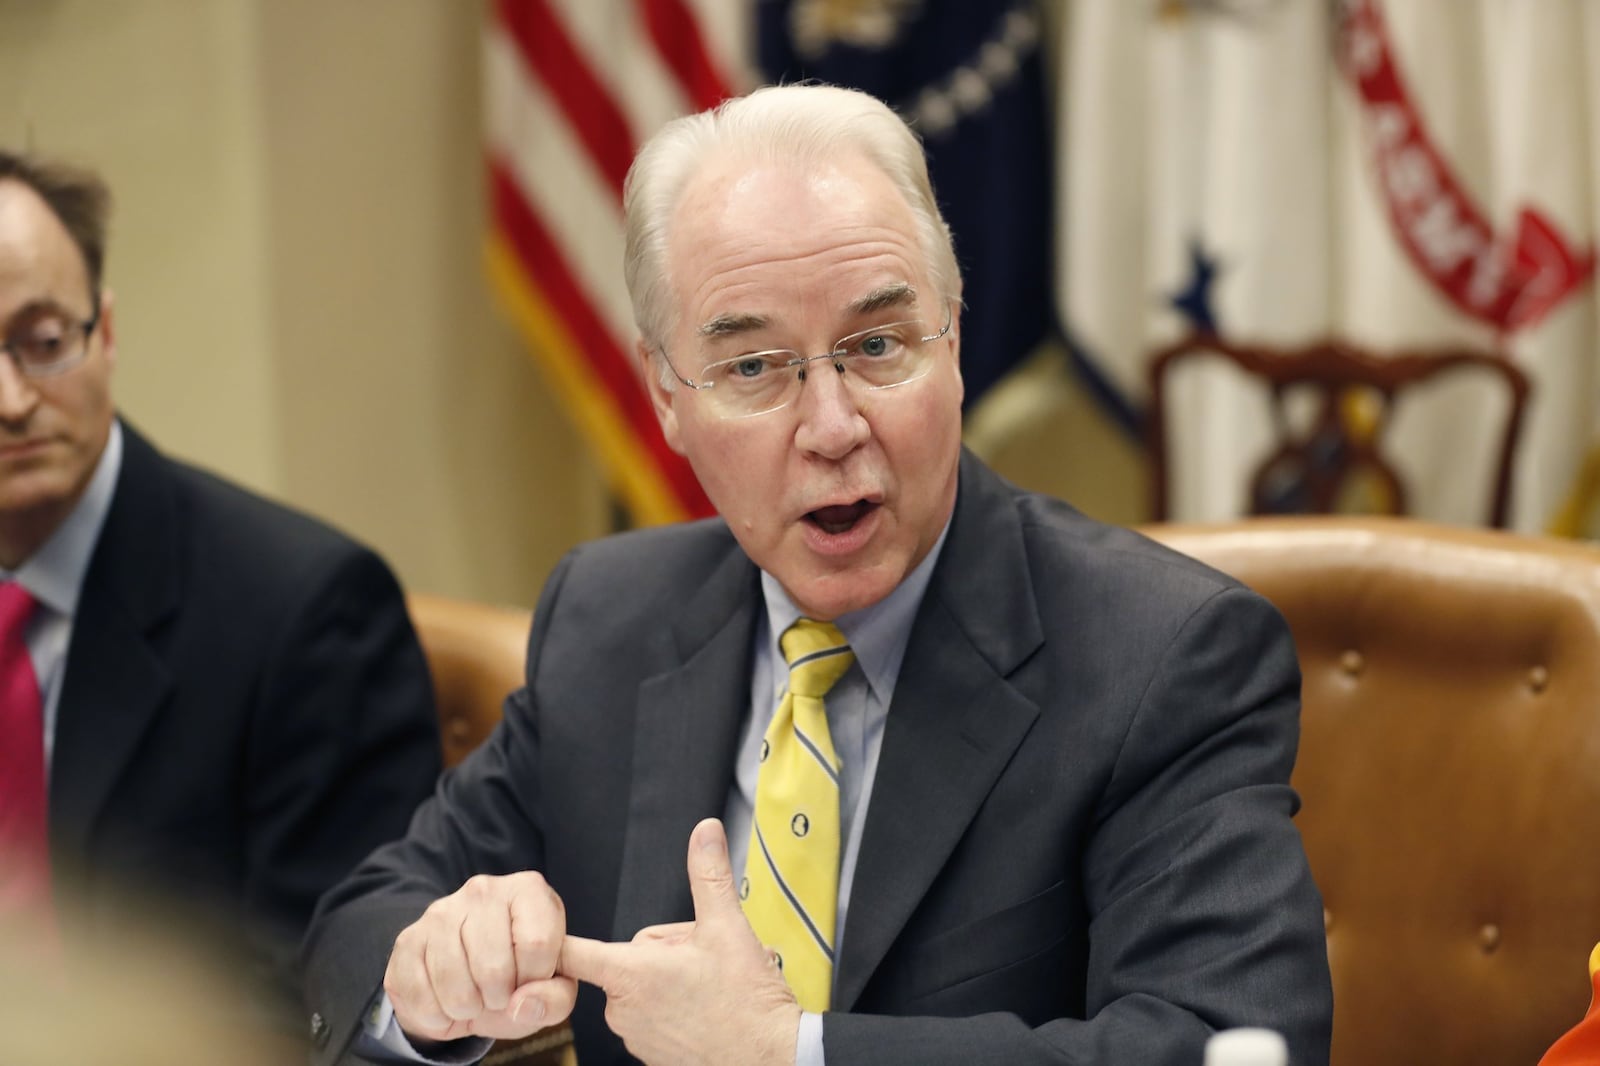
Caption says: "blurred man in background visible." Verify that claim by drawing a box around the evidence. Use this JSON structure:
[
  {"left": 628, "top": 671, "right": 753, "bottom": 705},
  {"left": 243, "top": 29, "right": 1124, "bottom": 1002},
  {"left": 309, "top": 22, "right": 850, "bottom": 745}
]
[{"left": 0, "top": 149, "right": 442, "bottom": 1040}]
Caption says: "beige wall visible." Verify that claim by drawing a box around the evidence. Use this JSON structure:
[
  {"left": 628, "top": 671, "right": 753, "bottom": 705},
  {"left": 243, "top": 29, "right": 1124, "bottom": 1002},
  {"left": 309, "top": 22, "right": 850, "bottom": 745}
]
[
  {"left": 1, "top": 0, "right": 609, "bottom": 604},
  {"left": 250, "top": 0, "right": 608, "bottom": 603},
  {"left": 0, "top": 0, "right": 1138, "bottom": 605},
  {"left": 1, "top": 0, "right": 283, "bottom": 491}
]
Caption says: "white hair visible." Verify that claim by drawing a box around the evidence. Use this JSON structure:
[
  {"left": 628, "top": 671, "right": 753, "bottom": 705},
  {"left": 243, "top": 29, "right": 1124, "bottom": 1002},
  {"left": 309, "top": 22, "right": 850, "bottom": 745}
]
[{"left": 621, "top": 83, "right": 962, "bottom": 387}]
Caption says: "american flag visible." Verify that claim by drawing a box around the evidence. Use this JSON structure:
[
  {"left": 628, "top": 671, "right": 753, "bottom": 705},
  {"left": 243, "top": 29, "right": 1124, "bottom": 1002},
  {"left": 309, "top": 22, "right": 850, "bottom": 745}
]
[{"left": 483, "top": 0, "right": 753, "bottom": 524}]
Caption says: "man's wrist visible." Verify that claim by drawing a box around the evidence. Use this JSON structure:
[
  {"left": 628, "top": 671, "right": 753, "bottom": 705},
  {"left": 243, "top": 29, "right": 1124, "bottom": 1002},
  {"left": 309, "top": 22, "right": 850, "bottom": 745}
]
[
  {"left": 761, "top": 1002, "right": 803, "bottom": 1065},
  {"left": 356, "top": 989, "right": 492, "bottom": 1065}
]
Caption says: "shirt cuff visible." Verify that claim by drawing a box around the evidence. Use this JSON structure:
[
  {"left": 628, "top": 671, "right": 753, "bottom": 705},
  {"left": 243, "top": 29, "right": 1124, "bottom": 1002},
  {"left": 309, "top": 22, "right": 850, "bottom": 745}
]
[
  {"left": 353, "top": 989, "right": 495, "bottom": 1065},
  {"left": 796, "top": 1010, "right": 825, "bottom": 1066}
]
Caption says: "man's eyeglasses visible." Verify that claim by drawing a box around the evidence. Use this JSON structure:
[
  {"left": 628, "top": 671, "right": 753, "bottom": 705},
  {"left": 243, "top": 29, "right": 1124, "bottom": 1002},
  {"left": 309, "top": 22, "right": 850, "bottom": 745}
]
[
  {"left": 660, "top": 304, "right": 954, "bottom": 419},
  {"left": 1, "top": 308, "right": 101, "bottom": 378}
]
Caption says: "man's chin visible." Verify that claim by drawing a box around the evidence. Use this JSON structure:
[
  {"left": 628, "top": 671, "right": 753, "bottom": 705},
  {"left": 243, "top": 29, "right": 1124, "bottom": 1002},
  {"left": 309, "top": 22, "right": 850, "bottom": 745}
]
[
  {"left": 0, "top": 473, "right": 80, "bottom": 522},
  {"left": 780, "top": 567, "right": 899, "bottom": 622}
]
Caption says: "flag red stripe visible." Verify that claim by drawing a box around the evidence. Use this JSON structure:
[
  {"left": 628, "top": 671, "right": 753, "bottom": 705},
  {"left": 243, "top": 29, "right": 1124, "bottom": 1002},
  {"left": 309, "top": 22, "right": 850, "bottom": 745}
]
[
  {"left": 637, "top": 0, "right": 736, "bottom": 112},
  {"left": 496, "top": 0, "right": 635, "bottom": 201},
  {"left": 489, "top": 157, "right": 710, "bottom": 514}
]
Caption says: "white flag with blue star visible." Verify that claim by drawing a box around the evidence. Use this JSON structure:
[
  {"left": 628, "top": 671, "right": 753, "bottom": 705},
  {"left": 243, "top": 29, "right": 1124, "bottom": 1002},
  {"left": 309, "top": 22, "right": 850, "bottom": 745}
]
[
  {"left": 1057, "top": 0, "right": 1336, "bottom": 521},
  {"left": 1056, "top": 0, "right": 1599, "bottom": 530}
]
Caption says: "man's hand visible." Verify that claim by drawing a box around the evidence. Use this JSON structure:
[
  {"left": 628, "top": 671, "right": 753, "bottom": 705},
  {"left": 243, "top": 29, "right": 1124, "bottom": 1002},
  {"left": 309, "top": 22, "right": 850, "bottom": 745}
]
[
  {"left": 559, "top": 818, "right": 802, "bottom": 1065},
  {"left": 384, "top": 871, "right": 578, "bottom": 1043}
]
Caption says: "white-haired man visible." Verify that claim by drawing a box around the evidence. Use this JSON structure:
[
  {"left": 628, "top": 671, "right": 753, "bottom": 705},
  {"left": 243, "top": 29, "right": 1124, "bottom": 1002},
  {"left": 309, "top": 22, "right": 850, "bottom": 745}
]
[{"left": 306, "top": 84, "right": 1333, "bottom": 1066}]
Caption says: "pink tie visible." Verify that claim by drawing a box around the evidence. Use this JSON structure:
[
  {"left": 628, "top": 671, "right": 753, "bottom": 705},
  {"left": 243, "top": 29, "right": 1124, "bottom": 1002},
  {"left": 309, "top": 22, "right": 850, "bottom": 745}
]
[{"left": 0, "top": 581, "right": 52, "bottom": 918}]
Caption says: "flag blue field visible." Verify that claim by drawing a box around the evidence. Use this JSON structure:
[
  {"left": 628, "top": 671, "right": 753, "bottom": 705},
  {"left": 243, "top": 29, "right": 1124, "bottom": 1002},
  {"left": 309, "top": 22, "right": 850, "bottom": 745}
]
[{"left": 756, "top": 2, "right": 1057, "bottom": 410}]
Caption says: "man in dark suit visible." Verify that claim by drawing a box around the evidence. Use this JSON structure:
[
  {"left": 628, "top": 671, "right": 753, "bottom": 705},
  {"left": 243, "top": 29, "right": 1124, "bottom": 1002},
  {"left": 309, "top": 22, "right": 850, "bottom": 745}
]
[
  {"left": 0, "top": 151, "right": 441, "bottom": 1033},
  {"left": 305, "top": 85, "right": 1332, "bottom": 1065}
]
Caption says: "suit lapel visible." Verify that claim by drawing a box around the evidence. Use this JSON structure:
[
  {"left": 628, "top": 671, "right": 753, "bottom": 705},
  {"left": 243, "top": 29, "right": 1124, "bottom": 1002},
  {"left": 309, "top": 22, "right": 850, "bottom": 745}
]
[
  {"left": 835, "top": 450, "right": 1045, "bottom": 1010},
  {"left": 610, "top": 543, "right": 760, "bottom": 940},
  {"left": 50, "top": 424, "right": 180, "bottom": 865}
]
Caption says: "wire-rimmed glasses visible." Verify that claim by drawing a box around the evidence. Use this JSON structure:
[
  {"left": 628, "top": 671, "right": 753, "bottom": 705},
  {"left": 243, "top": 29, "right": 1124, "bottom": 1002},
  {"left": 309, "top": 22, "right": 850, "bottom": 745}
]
[
  {"left": 1, "top": 307, "right": 101, "bottom": 378},
  {"left": 660, "top": 304, "right": 954, "bottom": 419}
]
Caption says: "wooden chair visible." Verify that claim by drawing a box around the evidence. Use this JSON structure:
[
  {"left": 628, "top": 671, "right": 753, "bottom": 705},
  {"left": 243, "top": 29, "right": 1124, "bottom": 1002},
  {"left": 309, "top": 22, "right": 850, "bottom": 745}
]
[
  {"left": 406, "top": 594, "right": 577, "bottom": 1066},
  {"left": 1143, "top": 517, "right": 1600, "bottom": 1066},
  {"left": 1146, "top": 333, "right": 1531, "bottom": 527}
]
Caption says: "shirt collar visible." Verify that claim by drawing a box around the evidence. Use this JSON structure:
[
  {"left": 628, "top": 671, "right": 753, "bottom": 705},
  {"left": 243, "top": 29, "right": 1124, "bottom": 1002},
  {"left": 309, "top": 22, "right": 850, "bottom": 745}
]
[
  {"left": 5, "top": 420, "right": 123, "bottom": 617},
  {"left": 759, "top": 512, "right": 953, "bottom": 703}
]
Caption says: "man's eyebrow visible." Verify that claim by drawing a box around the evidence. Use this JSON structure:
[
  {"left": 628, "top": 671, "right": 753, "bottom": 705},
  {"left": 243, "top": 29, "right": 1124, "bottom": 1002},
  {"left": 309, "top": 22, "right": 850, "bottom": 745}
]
[
  {"left": 848, "top": 283, "right": 917, "bottom": 316},
  {"left": 698, "top": 311, "right": 770, "bottom": 338},
  {"left": 695, "top": 283, "right": 917, "bottom": 338},
  {"left": 2, "top": 297, "right": 82, "bottom": 329}
]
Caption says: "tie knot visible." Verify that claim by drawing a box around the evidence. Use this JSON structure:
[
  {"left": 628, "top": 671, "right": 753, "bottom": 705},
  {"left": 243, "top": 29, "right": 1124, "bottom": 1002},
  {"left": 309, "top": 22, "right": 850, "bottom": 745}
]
[
  {"left": 0, "top": 582, "right": 37, "bottom": 641},
  {"left": 781, "top": 618, "right": 855, "bottom": 699}
]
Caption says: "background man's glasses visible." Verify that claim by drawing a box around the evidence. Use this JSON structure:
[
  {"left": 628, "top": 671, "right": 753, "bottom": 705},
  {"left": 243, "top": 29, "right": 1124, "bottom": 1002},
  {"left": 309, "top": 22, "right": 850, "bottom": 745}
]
[
  {"left": 662, "top": 305, "right": 953, "bottom": 419},
  {"left": 1, "top": 308, "right": 101, "bottom": 378}
]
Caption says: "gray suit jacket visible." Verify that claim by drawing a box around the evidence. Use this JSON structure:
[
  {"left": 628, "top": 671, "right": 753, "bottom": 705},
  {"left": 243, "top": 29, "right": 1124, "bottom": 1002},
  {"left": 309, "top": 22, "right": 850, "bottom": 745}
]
[{"left": 305, "top": 450, "right": 1332, "bottom": 1065}]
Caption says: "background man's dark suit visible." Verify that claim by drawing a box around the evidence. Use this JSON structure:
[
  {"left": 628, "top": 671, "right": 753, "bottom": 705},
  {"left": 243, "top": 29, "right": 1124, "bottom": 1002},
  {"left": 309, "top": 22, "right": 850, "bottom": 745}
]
[
  {"left": 53, "top": 421, "right": 441, "bottom": 1019},
  {"left": 307, "top": 450, "right": 1332, "bottom": 1065}
]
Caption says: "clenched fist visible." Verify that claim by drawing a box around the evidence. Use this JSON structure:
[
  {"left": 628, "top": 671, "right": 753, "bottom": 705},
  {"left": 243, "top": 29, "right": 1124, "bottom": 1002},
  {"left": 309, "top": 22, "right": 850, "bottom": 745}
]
[{"left": 385, "top": 870, "right": 579, "bottom": 1044}]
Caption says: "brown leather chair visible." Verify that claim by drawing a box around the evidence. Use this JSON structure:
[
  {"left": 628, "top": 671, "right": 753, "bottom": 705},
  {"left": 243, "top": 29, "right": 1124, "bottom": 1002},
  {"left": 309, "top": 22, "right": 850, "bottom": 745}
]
[
  {"left": 1146, "top": 333, "right": 1531, "bottom": 527},
  {"left": 1143, "top": 517, "right": 1600, "bottom": 1066},
  {"left": 406, "top": 594, "right": 577, "bottom": 1066},
  {"left": 408, "top": 593, "right": 532, "bottom": 768}
]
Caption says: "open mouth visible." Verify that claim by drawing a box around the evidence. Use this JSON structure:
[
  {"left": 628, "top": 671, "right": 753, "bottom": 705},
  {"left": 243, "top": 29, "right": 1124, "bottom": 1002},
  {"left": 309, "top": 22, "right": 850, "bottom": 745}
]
[{"left": 806, "top": 500, "right": 875, "bottom": 535}]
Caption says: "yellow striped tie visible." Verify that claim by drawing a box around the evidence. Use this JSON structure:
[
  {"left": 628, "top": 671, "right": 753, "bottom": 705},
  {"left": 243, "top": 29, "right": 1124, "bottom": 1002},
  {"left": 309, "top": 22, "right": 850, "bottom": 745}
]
[{"left": 741, "top": 618, "right": 854, "bottom": 1012}]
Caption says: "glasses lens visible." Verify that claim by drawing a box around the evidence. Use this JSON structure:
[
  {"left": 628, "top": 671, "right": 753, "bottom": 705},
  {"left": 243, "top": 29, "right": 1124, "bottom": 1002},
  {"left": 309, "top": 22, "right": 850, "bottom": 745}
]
[
  {"left": 833, "top": 321, "right": 932, "bottom": 388},
  {"left": 7, "top": 313, "right": 85, "bottom": 375},
  {"left": 698, "top": 350, "right": 799, "bottom": 417}
]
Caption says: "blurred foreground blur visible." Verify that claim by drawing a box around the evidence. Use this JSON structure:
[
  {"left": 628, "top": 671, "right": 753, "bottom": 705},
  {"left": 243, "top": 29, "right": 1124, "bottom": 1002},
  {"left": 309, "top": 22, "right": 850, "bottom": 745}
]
[{"left": 1, "top": 898, "right": 300, "bottom": 1066}]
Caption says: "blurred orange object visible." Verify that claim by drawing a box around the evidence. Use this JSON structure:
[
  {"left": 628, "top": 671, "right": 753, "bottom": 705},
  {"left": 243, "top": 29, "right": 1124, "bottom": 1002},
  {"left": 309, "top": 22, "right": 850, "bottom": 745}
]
[{"left": 1539, "top": 944, "right": 1600, "bottom": 1066}]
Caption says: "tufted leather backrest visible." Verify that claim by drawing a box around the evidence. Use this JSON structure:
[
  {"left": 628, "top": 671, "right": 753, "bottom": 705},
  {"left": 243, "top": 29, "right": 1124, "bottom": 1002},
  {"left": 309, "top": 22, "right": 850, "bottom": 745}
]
[
  {"left": 406, "top": 594, "right": 532, "bottom": 769},
  {"left": 1144, "top": 517, "right": 1600, "bottom": 1066}
]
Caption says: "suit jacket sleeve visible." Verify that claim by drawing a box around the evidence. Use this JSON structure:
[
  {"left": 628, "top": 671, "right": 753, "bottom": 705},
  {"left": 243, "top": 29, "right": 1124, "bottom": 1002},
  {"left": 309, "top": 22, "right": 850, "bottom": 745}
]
[
  {"left": 823, "top": 585, "right": 1332, "bottom": 1066},
  {"left": 244, "top": 546, "right": 443, "bottom": 1008},
  {"left": 302, "top": 552, "right": 576, "bottom": 1065}
]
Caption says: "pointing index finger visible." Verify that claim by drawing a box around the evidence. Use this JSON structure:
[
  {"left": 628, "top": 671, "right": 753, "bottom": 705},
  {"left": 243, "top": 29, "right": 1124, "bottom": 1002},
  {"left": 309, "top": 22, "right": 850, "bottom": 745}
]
[{"left": 556, "top": 933, "right": 623, "bottom": 990}]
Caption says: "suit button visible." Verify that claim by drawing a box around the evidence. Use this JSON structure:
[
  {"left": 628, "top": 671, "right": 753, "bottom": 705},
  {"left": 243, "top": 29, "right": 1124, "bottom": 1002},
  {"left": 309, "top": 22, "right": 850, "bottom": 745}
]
[{"left": 309, "top": 1011, "right": 330, "bottom": 1048}]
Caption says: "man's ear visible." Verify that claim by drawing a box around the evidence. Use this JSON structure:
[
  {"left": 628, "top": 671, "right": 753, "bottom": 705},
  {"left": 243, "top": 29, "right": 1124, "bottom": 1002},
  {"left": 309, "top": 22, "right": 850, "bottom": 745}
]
[
  {"left": 98, "top": 288, "right": 118, "bottom": 370},
  {"left": 637, "top": 337, "right": 684, "bottom": 454},
  {"left": 945, "top": 298, "right": 963, "bottom": 406}
]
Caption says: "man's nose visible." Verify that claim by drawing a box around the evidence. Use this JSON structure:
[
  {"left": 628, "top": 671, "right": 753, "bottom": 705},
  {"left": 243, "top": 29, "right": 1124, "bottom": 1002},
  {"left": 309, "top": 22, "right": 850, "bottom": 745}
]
[
  {"left": 0, "top": 357, "right": 41, "bottom": 425},
  {"left": 793, "top": 360, "right": 869, "bottom": 460}
]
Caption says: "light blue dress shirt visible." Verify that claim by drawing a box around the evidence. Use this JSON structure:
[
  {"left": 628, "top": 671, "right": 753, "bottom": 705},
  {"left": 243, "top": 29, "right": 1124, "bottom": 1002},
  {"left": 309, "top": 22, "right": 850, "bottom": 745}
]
[
  {"left": 365, "top": 517, "right": 951, "bottom": 1065},
  {"left": 2, "top": 420, "right": 123, "bottom": 771}
]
